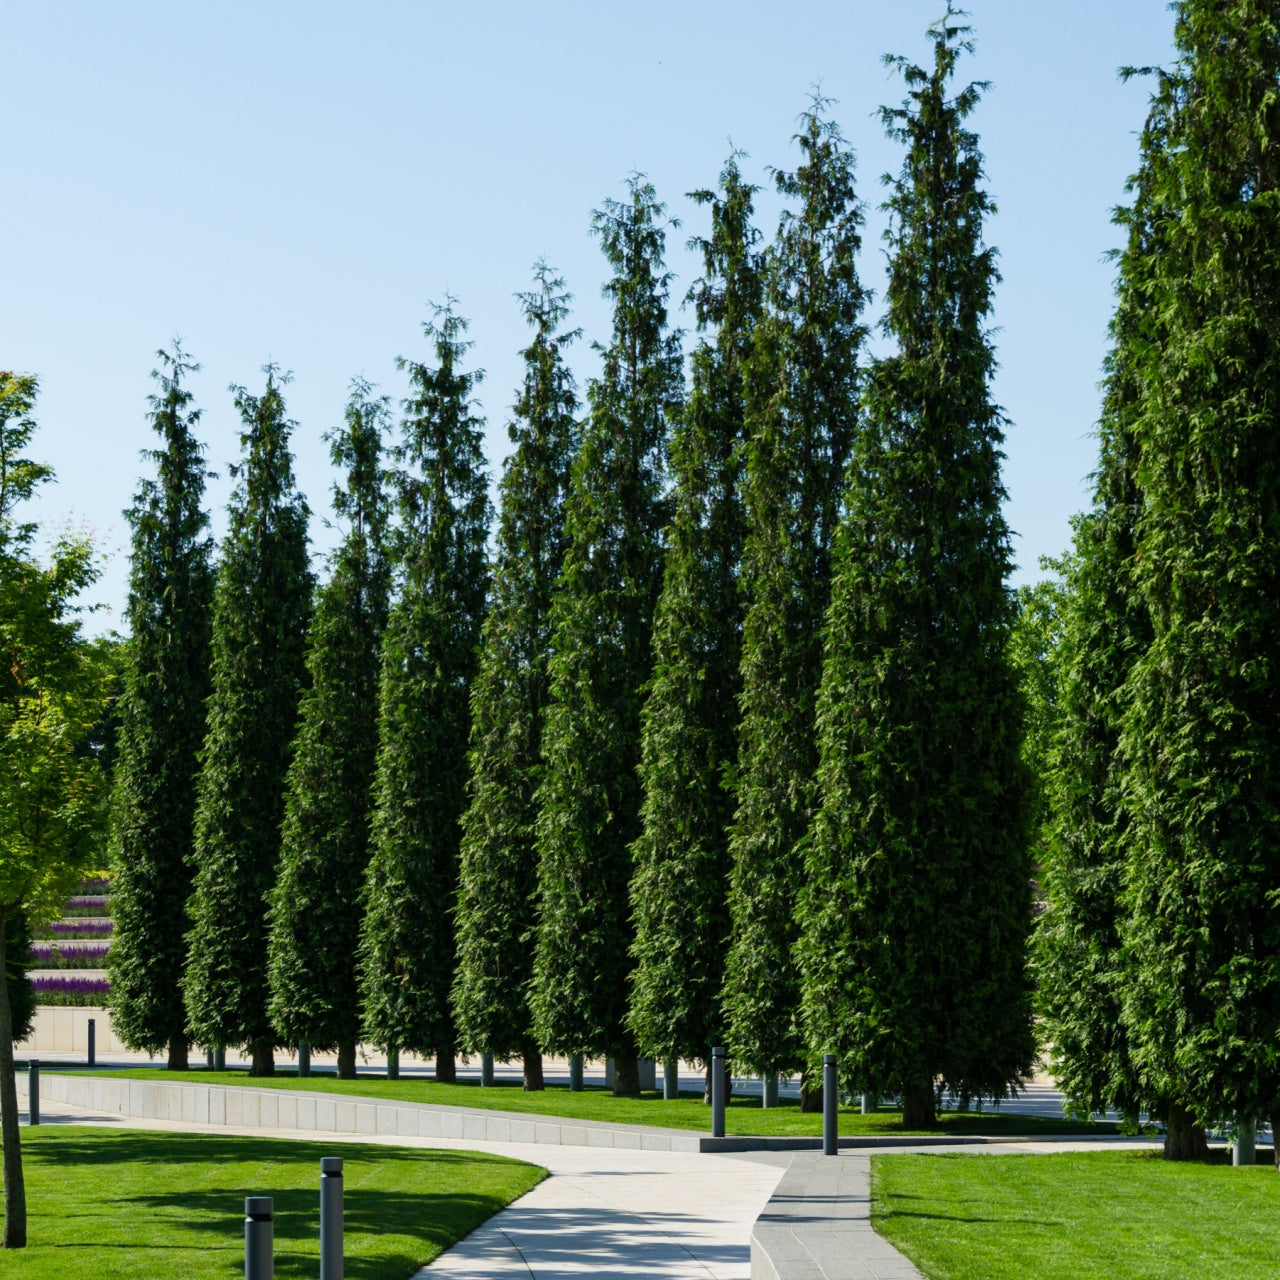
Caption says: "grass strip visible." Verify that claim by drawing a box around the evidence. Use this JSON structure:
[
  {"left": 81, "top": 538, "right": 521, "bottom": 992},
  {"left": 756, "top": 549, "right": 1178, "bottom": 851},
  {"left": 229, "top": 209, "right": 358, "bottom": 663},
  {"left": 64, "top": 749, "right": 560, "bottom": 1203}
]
[
  {"left": 71, "top": 1066, "right": 1112, "bottom": 1138},
  {"left": 0, "top": 1126, "right": 544, "bottom": 1279},
  {"left": 872, "top": 1148, "right": 1280, "bottom": 1280}
]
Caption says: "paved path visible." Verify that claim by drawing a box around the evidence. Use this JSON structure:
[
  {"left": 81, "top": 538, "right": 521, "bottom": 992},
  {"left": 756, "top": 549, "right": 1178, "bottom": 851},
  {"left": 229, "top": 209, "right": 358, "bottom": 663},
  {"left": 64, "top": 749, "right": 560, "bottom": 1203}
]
[{"left": 27, "top": 1095, "right": 788, "bottom": 1278}]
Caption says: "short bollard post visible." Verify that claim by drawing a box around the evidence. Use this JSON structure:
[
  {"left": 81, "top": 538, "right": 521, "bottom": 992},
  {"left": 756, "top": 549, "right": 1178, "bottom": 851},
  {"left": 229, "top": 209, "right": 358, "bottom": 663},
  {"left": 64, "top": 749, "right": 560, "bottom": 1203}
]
[
  {"left": 244, "top": 1196, "right": 274, "bottom": 1280},
  {"left": 214, "top": 1046, "right": 226, "bottom": 1072},
  {"left": 822, "top": 1054, "right": 838, "bottom": 1156},
  {"left": 569, "top": 1054, "right": 584, "bottom": 1092},
  {"left": 763, "top": 1074, "right": 779, "bottom": 1109},
  {"left": 320, "top": 1157, "right": 344, "bottom": 1280},
  {"left": 481, "top": 1052, "right": 494, "bottom": 1087},
  {"left": 87, "top": 1017, "right": 96, "bottom": 1068},
  {"left": 298, "top": 1042, "right": 311, "bottom": 1078},
  {"left": 28, "top": 1059, "right": 40, "bottom": 1126},
  {"left": 711, "top": 1046, "right": 726, "bottom": 1139},
  {"left": 1234, "top": 1119, "right": 1257, "bottom": 1167},
  {"left": 663, "top": 1060, "right": 679, "bottom": 1100}
]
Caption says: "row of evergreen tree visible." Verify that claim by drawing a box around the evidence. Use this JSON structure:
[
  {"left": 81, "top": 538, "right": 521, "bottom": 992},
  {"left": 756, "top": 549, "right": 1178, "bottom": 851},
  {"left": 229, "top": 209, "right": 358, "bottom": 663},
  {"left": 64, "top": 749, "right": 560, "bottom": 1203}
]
[{"left": 107, "top": 15, "right": 1032, "bottom": 1123}]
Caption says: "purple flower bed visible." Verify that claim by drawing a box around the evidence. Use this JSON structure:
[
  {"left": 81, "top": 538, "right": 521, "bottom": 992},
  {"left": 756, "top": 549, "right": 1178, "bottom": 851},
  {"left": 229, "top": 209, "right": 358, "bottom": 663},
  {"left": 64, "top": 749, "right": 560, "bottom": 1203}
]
[
  {"left": 27, "top": 941, "right": 111, "bottom": 969},
  {"left": 79, "top": 876, "right": 112, "bottom": 894},
  {"left": 44, "top": 920, "right": 113, "bottom": 939},
  {"left": 64, "top": 895, "right": 111, "bottom": 917},
  {"left": 32, "top": 975, "right": 109, "bottom": 1006}
]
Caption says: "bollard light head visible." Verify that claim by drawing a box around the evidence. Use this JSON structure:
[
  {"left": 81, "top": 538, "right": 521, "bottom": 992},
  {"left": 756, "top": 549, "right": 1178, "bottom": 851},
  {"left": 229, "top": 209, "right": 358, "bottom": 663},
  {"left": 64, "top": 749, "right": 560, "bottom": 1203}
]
[
  {"left": 824, "top": 1053, "right": 837, "bottom": 1065},
  {"left": 245, "top": 1196, "right": 274, "bottom": 1219},
  {"left": 711, "top": 1045, "right": 725, "bottom": 1058},
  {"left": 321, "top": 1157, "right": 344, "bottom": 1175}
]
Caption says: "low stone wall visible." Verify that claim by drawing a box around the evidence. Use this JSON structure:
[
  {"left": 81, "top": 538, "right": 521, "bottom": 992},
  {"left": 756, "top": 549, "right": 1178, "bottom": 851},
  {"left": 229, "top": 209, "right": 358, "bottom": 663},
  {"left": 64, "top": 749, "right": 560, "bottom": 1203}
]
[
  {"left": 13, "top": 1070, "right": 707, "bottom": 1153},
  {"left": 16, "top": 1007, "right": 130, "bottom": 1056}
]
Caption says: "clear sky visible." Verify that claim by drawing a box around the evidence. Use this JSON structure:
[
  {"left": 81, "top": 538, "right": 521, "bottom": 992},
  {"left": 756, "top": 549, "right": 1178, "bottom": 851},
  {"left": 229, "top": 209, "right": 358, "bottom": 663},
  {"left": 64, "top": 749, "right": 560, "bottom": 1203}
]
[{"left": 4, "top": 0, "right": 1177, "bottom": 633}]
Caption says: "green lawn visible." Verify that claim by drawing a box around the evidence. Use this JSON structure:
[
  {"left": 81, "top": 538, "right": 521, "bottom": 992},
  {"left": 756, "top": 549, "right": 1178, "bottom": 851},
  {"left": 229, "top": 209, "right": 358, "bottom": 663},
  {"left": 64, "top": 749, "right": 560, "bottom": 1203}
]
[
  {"left": 0, "top": 1127, "right": 544, "bottom": 1279},
  {"left": 67, "top": 1065, "right": 1110, "bottom": 1138},
  {"left": 872, "top": 1148, "right": 1280, "bottom": 1279}
]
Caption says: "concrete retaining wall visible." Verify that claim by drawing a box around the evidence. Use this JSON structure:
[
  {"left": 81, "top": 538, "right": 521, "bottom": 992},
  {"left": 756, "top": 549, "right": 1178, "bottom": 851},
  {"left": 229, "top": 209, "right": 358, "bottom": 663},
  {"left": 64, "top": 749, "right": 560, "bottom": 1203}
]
[{"left": 16, "top": 1007, "right": 129, "bottom": 1056}]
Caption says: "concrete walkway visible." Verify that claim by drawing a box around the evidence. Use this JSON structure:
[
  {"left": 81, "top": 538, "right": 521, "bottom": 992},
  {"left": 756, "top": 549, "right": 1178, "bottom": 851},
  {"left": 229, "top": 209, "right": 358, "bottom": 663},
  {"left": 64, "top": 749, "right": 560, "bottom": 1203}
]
[{"left": 25, "top": 1094, "right": 788, "bottom": 1278}]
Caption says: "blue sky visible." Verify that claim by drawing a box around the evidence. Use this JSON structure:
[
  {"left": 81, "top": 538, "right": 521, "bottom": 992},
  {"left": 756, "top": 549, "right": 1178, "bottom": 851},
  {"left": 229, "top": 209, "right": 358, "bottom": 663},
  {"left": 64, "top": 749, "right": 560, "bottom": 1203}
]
[{"left": 3, "top": 1, "right": 1176, "bottom": 631}]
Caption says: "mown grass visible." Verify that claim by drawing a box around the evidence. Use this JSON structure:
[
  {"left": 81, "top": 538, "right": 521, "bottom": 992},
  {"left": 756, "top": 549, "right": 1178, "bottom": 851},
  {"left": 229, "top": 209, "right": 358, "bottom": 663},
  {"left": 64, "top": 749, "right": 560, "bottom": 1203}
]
[
  {"left": 872, "top": 1148, "right": 1280, "bottom": 1279},
  {"left": 0, "top": 1126, "right": 544, "bottom": 1279},
  {"left": 70, "top": 1065, "right": 1112, "bottom": 1137}
]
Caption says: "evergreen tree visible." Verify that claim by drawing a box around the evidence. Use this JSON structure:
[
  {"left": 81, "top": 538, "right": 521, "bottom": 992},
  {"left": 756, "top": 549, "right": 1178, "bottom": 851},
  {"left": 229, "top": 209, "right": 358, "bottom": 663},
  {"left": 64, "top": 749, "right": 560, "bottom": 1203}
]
[
  {"left": 359, "top": 304, "right": 491, "bottom": 1076},
  {"left": 452, "top": 266, "right": 579, "bottom": 1089},
  {"left": 267, "top": 379, "right": 391, "bottom": 1078},
  {"left": 1113, "top": 1, "right": 1280, "bottom": 1161},
  {"left": 108, "top": 343, "right": 215, "bottom": 1070},
  {"left": 628, "top": 156, "right": 761, "bottom": 1071},
  {"left": 797, "top": 17, "right": 1033, "bottom": 1128},
  {"left": 531, "top": 176, "right": 683, "bottom": 1094},
  {"left": 183, "top": 367, "right": 312, "bottom": 1076},
  {"left": 721, "top": 105, "right": 867, "bottom": 1088}
]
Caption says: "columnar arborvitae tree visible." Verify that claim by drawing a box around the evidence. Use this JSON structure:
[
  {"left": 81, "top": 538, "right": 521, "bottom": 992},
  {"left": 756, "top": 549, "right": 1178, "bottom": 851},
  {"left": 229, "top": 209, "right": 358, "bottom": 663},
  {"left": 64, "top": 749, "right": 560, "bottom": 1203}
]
[
  {"left": 531, "top": 176, "right": 683, "bottom": 1095},
  {"left": 1036, "top": 88, "right": 1167, "bottom": 1139},
  {"left": 1112, "top": 1, "right": 1280, "bottom": 1162},
  {"left": 797, "top": 18, "right": 1033, "bottom": 1129},
  {"left": 628, "top": 156, "right": 761, "bottom": 1072},
  {"left": 267, "top": 380, "right": 391, "bottom": 1078},
  {"left": 359, "top": 304, "right": 491, "bottom": 1077},
  {"left": 721, "top": 106, "right": 867, "bottom": 1090},
  {"left": 108, "top": 344, "right": 215, "bottom": 1071},
  {"left": 452, "top": 266, "right": 579, "bottom": 1090},
  {"left": 183, "top": 367, "right": 312, "bottom": 1077}
]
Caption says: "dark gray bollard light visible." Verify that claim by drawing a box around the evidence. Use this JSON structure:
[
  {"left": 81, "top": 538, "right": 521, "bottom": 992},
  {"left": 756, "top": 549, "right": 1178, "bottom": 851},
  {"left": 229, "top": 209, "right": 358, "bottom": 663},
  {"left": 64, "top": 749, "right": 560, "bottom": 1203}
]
[
  {"left": 87, "top": 1017, "right": 96, "bottom": 1067},
  {"left": 320, "top": 1157, "right": 344, "bottom": 1280},
  {"left": 245, "top": 1196, "right": 274, "bottom": 1280},
  {"left": 28, "top": 1059, "right": 39, "bottom": 1126},
  {"left": 711, "top": 1046, "right": 726, "bottom": 1139},
  {"left": 1234, "top": 1118, "right": 1257, "bottom": 1167},
  {"left": 298, "top": 1042, "right": 311, "bottom": 1078},
  {"left": 569, "top": 1054, "right": 584, "bottom": 1092},
  {"left": 822, "top": 1054, "right": 838, "bottom": 1156},
  {"left": 663, "top": 1060, "right": 679, "bottom": 1100},
  {"left": 481, "top": 1052, "right": 494, "bottom": 1087}
]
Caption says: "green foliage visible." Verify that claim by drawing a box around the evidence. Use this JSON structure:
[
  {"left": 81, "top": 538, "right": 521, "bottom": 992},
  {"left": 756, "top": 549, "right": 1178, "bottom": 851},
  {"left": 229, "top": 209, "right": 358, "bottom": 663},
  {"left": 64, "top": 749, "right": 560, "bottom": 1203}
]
[
  {"left": 628, "top": 155, "right": 761, "bottom": 1066},
  {"left": 359, "top": 304, "right": 491, "bottom": 1057},
  {"left": 4, "top": 911, "right": 34, "bottom": 1045},
  {"left": 531, "top": 176, "right": 683, "bottom": 1060},
  {"left": 798, "top": 18, "right": 1034, "bottom": 1112},
  {"left": 108, "top": 344, "right": 216, "bottom": 1059},
  {"left": 452, "top": 266, "right": 579, "bottom": 1061},
  {"left": 183, "top": 368, "right": 312, "bottom": 1061},
  {"left": 267, "top": 380, "right": 391, "bottom": 1054},
  {"left": 722, "top": 103, "right": 867, "bottom": 1078},
  {"left": 1113, "top": 2, "right": 1280, "bottom": 1127}
]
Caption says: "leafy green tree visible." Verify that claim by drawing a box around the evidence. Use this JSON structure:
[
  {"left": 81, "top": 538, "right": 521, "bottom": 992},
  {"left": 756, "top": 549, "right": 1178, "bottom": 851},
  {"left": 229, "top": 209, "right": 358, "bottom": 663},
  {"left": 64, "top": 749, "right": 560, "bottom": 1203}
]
[
  {"left": 531, "top": 176, "right": 683, "bottom": 1095},
  {"left": 722, "top": 104, "right": 867, "bottom": 1091},
  {"left": 183, "top": 367, "right": 312, "bottom": 1077},
  {"left": 452, "top": 266, "right": 579, "bottom": 1090},
  {"left": 359, "top": 304, "right": 491, "bottom": 1078},
  {"left": 4, "top": 911, "right": 35, "bottom": 1048},
  {"left": 0, "top": 371, "right": 111, "bottom": 1248},
  {"left": 267, "top": 379, "right": 391, "bottom": 1078},
  {"left": 108, "top": 343, "right": 215, "bottom": 1070},
  {"left": 1111, "top": 1, "right": 1280, "bottom": 1161},
  {"left": 798, "top": 17, "right": 1033, "bottom": 1129},
  {"left": 628, "top": 156, "right": 761, "bottom": 1072}
]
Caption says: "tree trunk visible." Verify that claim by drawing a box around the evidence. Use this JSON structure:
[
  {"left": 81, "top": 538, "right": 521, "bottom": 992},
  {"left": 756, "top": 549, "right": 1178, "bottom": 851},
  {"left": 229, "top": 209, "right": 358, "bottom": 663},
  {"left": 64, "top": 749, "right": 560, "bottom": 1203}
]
[
  {"left": 521, "top": 1043, "right": 544, "bottom": 1092},
  {"left": 1163, "top": 1102, "right": 1209, "bottom": 1160},
  {"left": 902, "top": 1086, "right": 937, "bottom": 1129},
  {"left": 1270, "top": 1110, "right": 1280, "bottom": 1171},
  {"left": 436, "top": 1044, "right": 456, "bottom": 1083},
  {"left": 166, "top": 1037, "right": 189, "bottom": 1071},
  {"left": 800, "top": 1066, "right": 823, "bottom": 1114},
  {"left": 249, "top": 1040, "right": 275, "bottom": 1077},
  {"left": 0, "top": 913, "right": 28, "bottom": 1248},
  {"left": 337, "top": 1039, "right": 357, "bottom": 1080},
  {"left": 613, "top": 1053, "right": 640, "bottom": 1096},
  {"left": 386, "top": 1047, "right": 399, "bottom": 1080}
]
